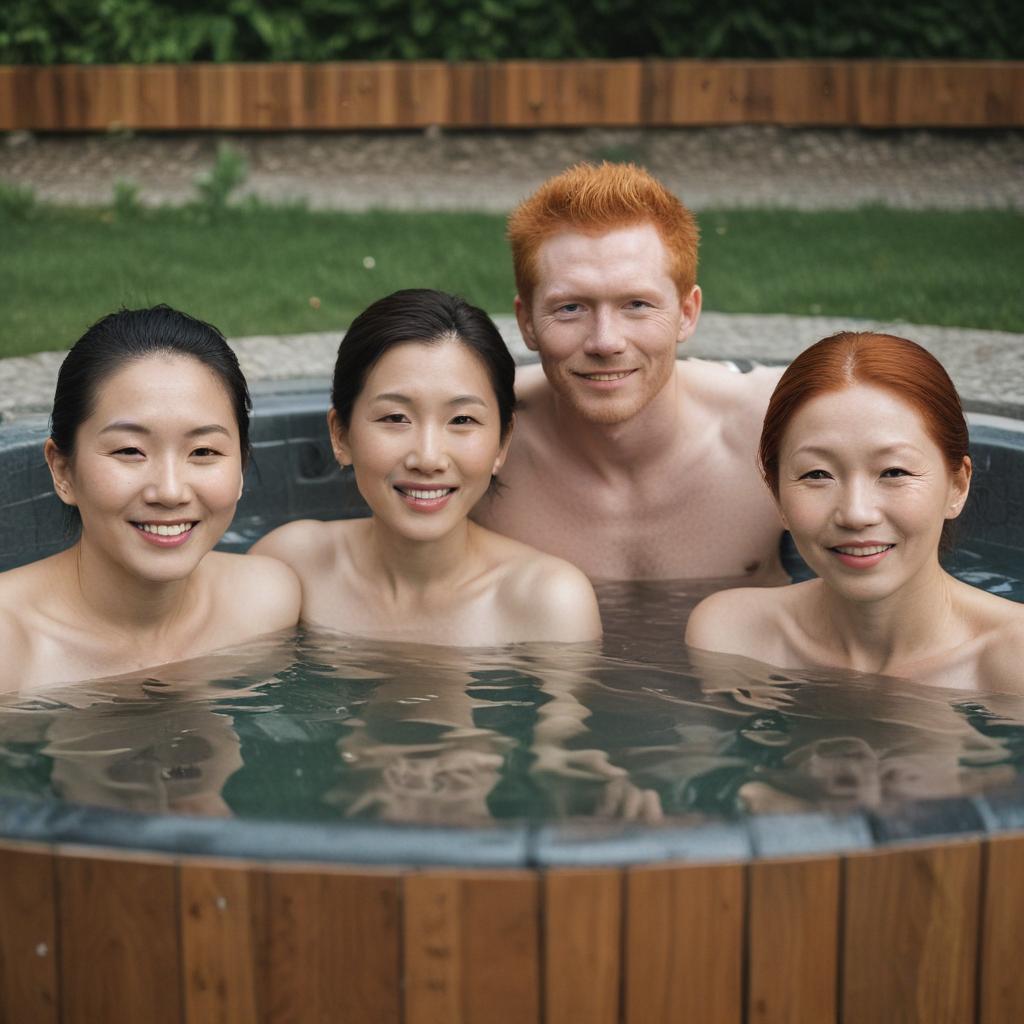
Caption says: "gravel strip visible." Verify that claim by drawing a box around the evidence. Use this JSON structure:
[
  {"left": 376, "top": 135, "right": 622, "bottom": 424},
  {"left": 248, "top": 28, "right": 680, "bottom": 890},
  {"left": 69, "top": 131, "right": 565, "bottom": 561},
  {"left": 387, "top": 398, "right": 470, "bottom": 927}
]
[
  {"left": 3, "top": 313, "right": 1022, "bottom": 424},
  {"left": 4, "top": 126, "right": 1023, "bottom": 211}
]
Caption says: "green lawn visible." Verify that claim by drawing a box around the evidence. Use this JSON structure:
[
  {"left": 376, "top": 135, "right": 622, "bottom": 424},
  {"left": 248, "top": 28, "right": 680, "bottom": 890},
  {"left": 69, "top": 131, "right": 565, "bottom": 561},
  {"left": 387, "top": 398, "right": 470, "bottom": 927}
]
[{"left": 1, "top": 202, "right": 1022, "bottom": 357}]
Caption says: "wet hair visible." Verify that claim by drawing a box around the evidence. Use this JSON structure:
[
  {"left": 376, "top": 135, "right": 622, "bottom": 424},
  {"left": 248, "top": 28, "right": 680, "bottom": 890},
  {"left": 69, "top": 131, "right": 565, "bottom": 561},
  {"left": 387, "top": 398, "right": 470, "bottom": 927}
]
[
  {"left": 507, "top": 162, "right": 700, "bottom": 306},
  {"left": 50, "top": 305, "right": 252, "bottom": 466},
  {"left": 759, "top": 331, "right": 969, "bottom": 497},
  {"left": 331, "top": 289, "right": 516, "bottom": 438}
]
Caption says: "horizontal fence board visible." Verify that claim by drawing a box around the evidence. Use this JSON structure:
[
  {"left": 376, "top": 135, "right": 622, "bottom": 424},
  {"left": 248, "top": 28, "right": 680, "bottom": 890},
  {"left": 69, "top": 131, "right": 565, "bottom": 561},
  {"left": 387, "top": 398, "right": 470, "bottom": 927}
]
[
  {"left": 1, "top": 60, "right": 1022, "bottom": 131},
  {"left": 0, "top": 845, "right": 58, "bottom": 1024},
  {"left": 843, "top": 841, "right": 981, "bottom": 1024}
]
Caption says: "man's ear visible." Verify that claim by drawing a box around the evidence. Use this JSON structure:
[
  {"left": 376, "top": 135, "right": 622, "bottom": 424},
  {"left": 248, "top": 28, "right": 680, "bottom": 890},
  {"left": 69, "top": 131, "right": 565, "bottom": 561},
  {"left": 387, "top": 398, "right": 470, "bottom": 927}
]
[
  {"left": 326, "top": 409, "right": 352, "bottom": 468},
  {"left": 514, "top": 296, "right": 539, "bottom": 352},
  {"left": 677, "top": 285, "right": 702, "bottom": 344},
  {"left": 44, "top": 438, "right": 77, "bottom": 507}
]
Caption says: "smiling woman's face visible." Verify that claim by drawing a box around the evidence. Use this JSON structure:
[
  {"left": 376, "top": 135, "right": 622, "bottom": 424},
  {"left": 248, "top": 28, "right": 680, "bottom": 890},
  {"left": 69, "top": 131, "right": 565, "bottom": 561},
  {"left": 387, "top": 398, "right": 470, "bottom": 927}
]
[
  {"left": 332, "top": 339, "right": 510, "bottom": 543},
  {"left": 777, "top": 383, "right": 971, "bottom": 602},
  {"left": 47, "top": 353, "right": 243, "bottom": 583}
]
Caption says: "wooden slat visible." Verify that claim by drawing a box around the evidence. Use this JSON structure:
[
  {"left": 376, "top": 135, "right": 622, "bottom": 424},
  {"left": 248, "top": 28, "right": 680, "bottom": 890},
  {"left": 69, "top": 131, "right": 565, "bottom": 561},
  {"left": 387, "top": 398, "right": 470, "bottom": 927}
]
[
  {"left": 265, "top": 867, "right": 401, "bottom": 1024},
  {"left": 1, "top": 60, "right": 1023, "bottom": 132},
  {"left": 0, "top": 844, "right": 58, "bottom": 1024},
  {"left": 843, "top": 841, "right": 981, "bottom": 1024},
  {"left": 404, "top": 870, "right": 541, "bottom": 1024},
  {"left": 180, "top": 862, "right": 266, "bottom": 1024},
  {"left": 979, "top": 835, "right": 1024, "bottom": 1024},
  {"left": 57, "top": 852, "right": 181, "bottom": 1024},
  {"left": 624, "top": 862, "right": 743, "bottom": 1024},
  {"left": 747, "top": 856, "right": 839, "bottom": 1024},
  {"left": 544, "top": 869, "right": 622, "bottom": 1024}
]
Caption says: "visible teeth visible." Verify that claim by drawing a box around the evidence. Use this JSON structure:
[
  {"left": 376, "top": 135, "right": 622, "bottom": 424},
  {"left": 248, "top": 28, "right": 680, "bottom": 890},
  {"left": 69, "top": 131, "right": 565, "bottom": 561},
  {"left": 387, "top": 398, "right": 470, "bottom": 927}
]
[
  {"left": 138, "top": 522, "right": 193, "bottom": 537},
  {"left": 834, "top": 545, "right": 892, "bottom": 556},
  {"left": 583, "top": 372, "right": 631, "bottom": 381},
  {"left": 401, "top": 488, "right": 453, "bottom": 500}
]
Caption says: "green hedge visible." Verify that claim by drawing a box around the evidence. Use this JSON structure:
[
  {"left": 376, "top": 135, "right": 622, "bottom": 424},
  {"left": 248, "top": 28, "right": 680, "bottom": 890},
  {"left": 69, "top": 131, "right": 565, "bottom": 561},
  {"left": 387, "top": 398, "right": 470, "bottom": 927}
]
[{"left": 3, "top": 0, "right": 1022, "bottom": 64}]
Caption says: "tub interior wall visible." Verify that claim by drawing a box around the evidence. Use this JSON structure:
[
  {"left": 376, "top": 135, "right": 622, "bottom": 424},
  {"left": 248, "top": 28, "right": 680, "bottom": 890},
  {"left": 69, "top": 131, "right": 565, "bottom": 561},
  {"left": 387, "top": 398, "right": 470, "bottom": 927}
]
[{"left": 2, "top": 395, "right": 1024, "bottom": 572}]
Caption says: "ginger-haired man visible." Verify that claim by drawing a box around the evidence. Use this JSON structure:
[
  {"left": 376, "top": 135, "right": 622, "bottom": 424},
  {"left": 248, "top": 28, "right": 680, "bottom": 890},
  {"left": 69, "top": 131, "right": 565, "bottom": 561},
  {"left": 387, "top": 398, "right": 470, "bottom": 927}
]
[{"left": 474, "top": 162, "right": 785, "bottom": 580}]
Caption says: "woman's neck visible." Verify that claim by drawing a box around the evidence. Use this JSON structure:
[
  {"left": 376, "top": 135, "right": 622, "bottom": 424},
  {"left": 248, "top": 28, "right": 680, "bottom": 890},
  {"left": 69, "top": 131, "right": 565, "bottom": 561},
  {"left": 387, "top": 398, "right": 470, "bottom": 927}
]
[
  {"left": 812, "top": 560, "right": 961, "bottom": 675},
  {"left": 56, "top": 538, "right": 198, "bottom": 643},
  {"left": 360, "top": 516, "right": 481, "bottom": 602}
]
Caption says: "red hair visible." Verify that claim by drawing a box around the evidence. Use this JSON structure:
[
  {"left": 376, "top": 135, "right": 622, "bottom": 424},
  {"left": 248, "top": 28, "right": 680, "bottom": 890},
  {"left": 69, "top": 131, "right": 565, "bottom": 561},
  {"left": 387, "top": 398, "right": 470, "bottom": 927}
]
[
  {"left": 507, "top": 162, "right": 699, "bottom": 305},
  {"left": 760, "top": 332, "right": 969, "bottom": 496}
]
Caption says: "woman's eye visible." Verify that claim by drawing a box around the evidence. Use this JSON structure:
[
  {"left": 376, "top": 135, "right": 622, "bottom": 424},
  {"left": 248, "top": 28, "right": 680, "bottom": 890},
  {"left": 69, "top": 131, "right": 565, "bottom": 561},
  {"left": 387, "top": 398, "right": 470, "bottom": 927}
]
[
  {"left": 881, "top": 467, "right": 910, "bottom": 478},
  {"left": 112, "top": 446, "right": 143, "bottom": 457},
  {"left": 800, "top": 469, "right": 831, "bottom": 481},
  {"left": 450, "top": 415, "right": 479, "bottom": 426},
  {"left": 378, "top": 414, "right": 409, "bottom": 424},
  {"left": 191, "top": 447, "right": 221, "bottom": 458}
]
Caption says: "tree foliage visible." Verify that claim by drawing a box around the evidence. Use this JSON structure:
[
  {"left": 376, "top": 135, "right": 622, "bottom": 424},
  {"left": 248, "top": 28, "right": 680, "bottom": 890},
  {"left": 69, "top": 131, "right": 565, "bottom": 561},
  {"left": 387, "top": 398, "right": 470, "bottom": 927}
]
[{"left": 3, "top": 0, "right": 1022, "bottom": 63}]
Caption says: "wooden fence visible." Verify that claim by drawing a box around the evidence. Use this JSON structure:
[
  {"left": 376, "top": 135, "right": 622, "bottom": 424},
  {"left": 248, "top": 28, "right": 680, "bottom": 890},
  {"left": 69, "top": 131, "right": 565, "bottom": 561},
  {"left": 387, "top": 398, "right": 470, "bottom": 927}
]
[
  {"left": 2, "top": 832, "right": 1023, "bottom": 1023},
  {"left": 1, "top": 60, "right": 1022, "bottom": 132}
]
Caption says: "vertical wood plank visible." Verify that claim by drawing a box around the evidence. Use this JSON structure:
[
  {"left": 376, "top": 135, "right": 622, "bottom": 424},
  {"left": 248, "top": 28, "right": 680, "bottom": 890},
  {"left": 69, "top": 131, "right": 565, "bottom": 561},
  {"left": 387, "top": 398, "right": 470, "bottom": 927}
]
[
  {"left": 625, "top": 862, "right": 743, "bottom": 1024},
  {"left": 180, "top": 862, "right": 266, "bottom": 1024},
  {"left": 0, "top": 844, "right": 58, "bottom": 1024},
  {"left": 979, "top": 835, "right": 1024, "bottom": 1024},
  {"left": 57, "top": 852, "right": 181, "bottom": 1024},
  {"left": 404, "top": 871, "right": 541, "bottom": 1024},
  {"left": 544, "top": 869, "right": 622, "bottom": 1024},
  {"left": 747, "top": 856, "right": 839, "bottom": 1024},
  {"left": 266, "top": 867, "right": 401, "bottom": 1024},
  {"left": 843, "top": 841, "right": 981, "bottom": 1024}
]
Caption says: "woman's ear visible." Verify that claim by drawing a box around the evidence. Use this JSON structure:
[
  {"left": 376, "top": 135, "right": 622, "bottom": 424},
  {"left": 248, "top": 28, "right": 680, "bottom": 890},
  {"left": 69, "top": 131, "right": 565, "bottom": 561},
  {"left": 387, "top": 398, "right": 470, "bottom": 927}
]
[
  {"left": 493, "top": 414, "right": 515, "bottom": 476},
  {"left": 946, "top": 455, "right": 972, "bottom": 519},
  {"left": 44, "top": 438, "right": 77, "bottom": 507},
  {"left": 327, "top": 409, "right": 352, "bottom": 468}
]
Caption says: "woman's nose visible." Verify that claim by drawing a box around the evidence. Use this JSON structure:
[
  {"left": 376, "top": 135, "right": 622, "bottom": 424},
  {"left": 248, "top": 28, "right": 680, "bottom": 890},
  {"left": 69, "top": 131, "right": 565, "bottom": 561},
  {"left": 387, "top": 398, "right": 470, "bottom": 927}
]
[
  {"left": 144, "top": 459, "right": 192, "bottom": 505},
  {"left": 404, "top": 426, "right": 449, "bottom": 473},
  {"left": 834, "top": 479, "right": 881, "bottom": 528}
]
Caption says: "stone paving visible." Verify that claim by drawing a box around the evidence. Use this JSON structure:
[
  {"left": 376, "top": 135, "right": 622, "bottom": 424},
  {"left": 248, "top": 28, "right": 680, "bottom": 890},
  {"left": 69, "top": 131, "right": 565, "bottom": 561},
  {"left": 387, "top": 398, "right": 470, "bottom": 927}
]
[{"left": 3, "top": 312, "right": 1022, "bottom": 424}]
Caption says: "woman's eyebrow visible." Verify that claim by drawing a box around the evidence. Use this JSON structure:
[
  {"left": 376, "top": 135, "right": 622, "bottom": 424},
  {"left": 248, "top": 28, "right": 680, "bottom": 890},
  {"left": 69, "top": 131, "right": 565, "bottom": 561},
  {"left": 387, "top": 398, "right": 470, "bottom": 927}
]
[{"left": 97, "top": 421, "right": 230, "bottom": 437}]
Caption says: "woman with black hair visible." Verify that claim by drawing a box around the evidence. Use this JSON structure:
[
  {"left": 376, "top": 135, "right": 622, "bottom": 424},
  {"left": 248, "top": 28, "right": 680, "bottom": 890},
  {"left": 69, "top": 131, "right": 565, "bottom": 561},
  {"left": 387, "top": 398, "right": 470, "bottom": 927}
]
[
  {"left": 0, "top": 305, "right": 301, "bottom": 691},
  {"left": 253, "top": 289, "right": 601, "bottom": 645}
]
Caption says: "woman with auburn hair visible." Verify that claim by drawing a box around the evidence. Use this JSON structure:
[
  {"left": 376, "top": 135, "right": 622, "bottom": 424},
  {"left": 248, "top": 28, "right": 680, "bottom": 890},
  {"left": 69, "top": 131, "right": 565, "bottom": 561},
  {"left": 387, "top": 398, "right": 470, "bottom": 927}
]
[{"left": 685, "top": 331, "right": 1024, "bottom": 693}]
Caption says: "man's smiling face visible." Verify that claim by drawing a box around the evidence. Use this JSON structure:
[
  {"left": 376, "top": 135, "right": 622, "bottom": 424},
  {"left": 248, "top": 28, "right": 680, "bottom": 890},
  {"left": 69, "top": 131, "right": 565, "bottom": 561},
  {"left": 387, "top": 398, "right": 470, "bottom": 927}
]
[{"left": 517, "top": 222, "right": 700, "bottom": 426}]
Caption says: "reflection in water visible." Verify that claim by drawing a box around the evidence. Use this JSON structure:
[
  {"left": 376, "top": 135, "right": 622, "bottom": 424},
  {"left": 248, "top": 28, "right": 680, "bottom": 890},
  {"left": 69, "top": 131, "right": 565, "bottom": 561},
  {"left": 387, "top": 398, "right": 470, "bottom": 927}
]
[{"left": 0, "top": 541, "right": 1023, "bottom": 825}]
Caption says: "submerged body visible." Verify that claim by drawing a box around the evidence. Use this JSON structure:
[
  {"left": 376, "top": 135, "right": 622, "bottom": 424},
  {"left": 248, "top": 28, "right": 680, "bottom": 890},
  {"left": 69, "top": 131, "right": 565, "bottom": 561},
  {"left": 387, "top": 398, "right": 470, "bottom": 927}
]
[
  {"left": 254, "top": 290, "right": 601, "bottom": 646},
  {"left": 475, "top": 168, "right": 785, "bottom": 581},
  {"left": 687, "top": 335, "right": 1024, "bottom": 694},
  {"left": 0, "top": 309, "right": 300, "bottom": 692}
]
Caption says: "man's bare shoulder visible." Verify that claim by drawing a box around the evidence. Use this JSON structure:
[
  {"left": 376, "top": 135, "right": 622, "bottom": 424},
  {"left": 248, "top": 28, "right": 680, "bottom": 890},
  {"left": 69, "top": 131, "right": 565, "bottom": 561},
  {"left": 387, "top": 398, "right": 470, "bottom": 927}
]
[{"left": 679, "top": 359, "right": 783, "bottom": 448}]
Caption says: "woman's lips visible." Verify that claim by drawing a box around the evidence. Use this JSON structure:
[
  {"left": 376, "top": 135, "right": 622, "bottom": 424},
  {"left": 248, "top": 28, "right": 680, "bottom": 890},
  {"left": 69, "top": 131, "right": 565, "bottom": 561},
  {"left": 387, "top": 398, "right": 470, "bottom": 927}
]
[
  {"left": 393, "top": 485, "right": 456, "bottom": 513},
  {"left": 132, "top": 521, "right": 197, "bottom": 547},
  {"left": 829, "top": 543, "right": 895, "bottom": 569}
]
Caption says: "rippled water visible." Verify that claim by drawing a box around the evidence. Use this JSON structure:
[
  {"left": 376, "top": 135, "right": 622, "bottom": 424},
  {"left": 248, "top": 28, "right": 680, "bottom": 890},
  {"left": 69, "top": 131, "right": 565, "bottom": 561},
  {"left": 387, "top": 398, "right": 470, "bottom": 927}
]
[{"left": 2, "top": 540, "right": 1023, "bottom": 826}]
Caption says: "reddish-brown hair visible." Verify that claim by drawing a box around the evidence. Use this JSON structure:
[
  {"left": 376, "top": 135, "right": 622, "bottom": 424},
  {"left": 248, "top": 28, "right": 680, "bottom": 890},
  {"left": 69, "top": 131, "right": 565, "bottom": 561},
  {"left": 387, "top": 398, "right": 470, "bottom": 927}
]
[
  {"left": 759, "top": 331, "right": 969, "bottom": 497},
  {"left": 507, "top": 162, "right": 700, "bottom": 305}
]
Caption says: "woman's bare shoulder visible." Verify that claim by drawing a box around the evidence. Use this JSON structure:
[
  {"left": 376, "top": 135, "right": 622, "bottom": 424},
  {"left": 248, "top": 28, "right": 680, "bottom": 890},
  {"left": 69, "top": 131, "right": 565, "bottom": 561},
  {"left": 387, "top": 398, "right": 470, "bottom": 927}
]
[
  {"left": 249, "top": 518, "right": 347, "bottom": 570},
  {"left": 977, "top": 615, "right": 1024, "bottom": 695},
  {"left": 204, "top": 551, "right": 302, "bottom": 634},
  {"left": 685, "top": 581, "right": 802, "bottom": 657},
  {"left": 490, "top": 536, "right": 602, "bottom": 643},
  {"left": 0, "top": 577, "right": 35, "bottom": 692}
]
